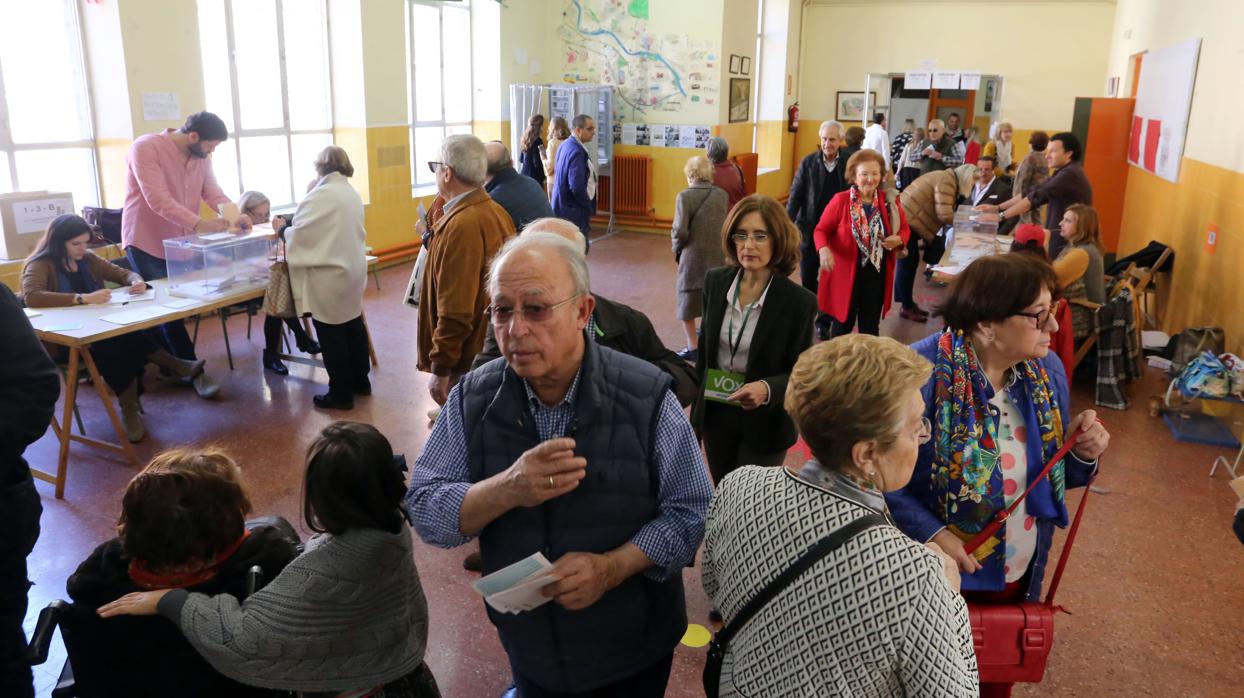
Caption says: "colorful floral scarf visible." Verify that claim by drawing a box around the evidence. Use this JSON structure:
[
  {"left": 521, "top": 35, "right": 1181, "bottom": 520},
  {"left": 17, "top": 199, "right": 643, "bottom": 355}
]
[
  {"left": 848, "top": 185, "right": 887, "bottom": 271},
  {"left": 931, "top": 330, "right": 1065, "bottom": 557}
]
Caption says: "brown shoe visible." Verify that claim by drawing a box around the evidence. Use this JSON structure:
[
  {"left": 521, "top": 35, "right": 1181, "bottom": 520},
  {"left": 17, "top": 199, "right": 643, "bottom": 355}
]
[{"left": 463, "top": 550, "right": 482, "bottom": 572}]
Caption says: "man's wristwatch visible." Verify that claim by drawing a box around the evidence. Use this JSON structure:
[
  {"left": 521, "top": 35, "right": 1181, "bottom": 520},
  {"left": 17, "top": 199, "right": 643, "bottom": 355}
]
[{"left": 74, "top": 293, "right": 83, "bottom": 305}]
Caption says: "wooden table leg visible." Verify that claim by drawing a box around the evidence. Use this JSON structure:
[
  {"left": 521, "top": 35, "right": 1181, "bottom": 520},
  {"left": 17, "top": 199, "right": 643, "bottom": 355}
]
[
  {"left": 79, "top": 347, "right": 139, "bottom": 467},
  {"left": 53, "top": 348, "right": 80, "bottom": 499},
  {"left": 362, "top": 313, "right": 379, "bottom": 367}
]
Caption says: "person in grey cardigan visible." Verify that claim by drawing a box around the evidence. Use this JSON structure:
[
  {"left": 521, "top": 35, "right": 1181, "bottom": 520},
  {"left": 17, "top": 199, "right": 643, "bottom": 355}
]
[
  {"left": 672, "top": 155, "right": 728, "bottom": 361},
  {"left": 98, "top": 423, "right": 439, "bottom": 697}
]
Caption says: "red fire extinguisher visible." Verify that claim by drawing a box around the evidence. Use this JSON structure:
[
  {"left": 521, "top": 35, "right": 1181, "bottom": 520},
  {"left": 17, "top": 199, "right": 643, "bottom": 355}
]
[{"left": 787, "top": 102, "right": 800, "bottom": 133}]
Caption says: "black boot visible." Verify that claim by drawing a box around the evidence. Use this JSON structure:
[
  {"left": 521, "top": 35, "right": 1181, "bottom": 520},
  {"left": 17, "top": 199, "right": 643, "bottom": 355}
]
[{"left": 263, "top": 350, "right": 289, "bottom": 375}]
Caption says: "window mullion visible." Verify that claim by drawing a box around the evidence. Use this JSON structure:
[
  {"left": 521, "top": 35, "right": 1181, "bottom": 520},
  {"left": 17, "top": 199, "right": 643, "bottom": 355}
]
[
  {"left": 0, "top": 50, "right": 20, "bottom": 188},
  {"left": 274, "top": 0, "right": 296, "bottom": 198},
  {"left": 223, "top": 0, "right": 245, "bottom": 193}
]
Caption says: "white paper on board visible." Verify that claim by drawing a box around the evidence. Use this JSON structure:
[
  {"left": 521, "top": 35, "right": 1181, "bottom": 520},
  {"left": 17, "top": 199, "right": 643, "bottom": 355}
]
[
  {"left": 959, "top": 73, "right": 982, "bottom": 90},
  {"left": 904, "top": 72, "right": 932, "bottom": 90},
  {"left": 529, "top": 59, "right": 542, "bottom": 76},
  {"left": 932, "top": 72, "right": 961, "bottom": 90},
  {"left": 142, "top": 92, "right": 181, "bottom": 121}
]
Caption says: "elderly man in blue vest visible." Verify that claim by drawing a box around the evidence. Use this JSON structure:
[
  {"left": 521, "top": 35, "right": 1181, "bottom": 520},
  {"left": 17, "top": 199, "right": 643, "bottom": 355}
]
[
  {"left": 550, "top": 114, "right": 597, "bottom": 250},
  {"left": 406, "top": 231, "right": 712, "bottom": 697}
]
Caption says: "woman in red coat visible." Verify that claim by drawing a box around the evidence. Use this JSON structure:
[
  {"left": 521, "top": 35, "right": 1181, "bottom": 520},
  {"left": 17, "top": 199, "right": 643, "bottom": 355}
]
[{"left": 813, "top": 149, "right": 910, "bottom": 336}]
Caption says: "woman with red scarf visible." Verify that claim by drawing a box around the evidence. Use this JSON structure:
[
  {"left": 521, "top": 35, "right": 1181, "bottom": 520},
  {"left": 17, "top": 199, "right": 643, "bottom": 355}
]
[
  {"left": 813, "top": 149, "right": 910, "bottom": 337},
  {"left": 66, "top": 449, "right": 298, "bottom": 697}
]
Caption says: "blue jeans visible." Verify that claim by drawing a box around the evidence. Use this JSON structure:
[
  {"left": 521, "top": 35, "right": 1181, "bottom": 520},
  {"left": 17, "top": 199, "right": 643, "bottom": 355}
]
[{"left": 125, "top": 246, "right": 198, "bottom": 360}]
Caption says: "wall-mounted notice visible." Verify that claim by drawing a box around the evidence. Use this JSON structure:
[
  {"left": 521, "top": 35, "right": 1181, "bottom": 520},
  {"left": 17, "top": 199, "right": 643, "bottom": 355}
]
[
  {"left": 142, "top": 92, "right": 181, "bottom": 121},
  {"left": 904, "top": 71, "right": 931, "bottom": 90},
  {"left": 932, "top": 71, "right": 961, "bottom": 90},
  {"left": 1129, "top": 37, "right": 1201, "bottom": 183},
  {"left": 959, "top": 73, "right": 981, "bottom": 90}
]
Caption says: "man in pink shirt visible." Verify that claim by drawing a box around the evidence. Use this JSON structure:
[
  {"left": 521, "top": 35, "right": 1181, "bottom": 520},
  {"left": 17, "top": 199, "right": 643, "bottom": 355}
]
[{"left": 122, "top": 112, "right": 245, "bottom": 399}]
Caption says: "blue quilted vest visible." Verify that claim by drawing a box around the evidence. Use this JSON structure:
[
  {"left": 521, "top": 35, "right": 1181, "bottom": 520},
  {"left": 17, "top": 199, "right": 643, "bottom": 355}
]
[{"left": 459, "top": 340, "right": 687, "bottom": 691}]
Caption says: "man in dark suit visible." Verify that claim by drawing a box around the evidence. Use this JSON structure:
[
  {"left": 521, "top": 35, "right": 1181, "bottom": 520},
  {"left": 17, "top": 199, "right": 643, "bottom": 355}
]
[
  {"left": 551, "top": 114, "right": 597, "bottom": 250},
  {"left": 966, "top": 154, "right": 1016, "bottom": 234},
  {"left": 786, "top": 120, "right": 851, "bottom": 338}
]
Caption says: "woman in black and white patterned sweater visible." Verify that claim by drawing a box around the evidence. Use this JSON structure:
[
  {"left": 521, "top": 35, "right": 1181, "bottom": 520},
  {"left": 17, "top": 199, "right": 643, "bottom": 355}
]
[{"left": 702, "top": 335, "right": 978, "bottom": 697}]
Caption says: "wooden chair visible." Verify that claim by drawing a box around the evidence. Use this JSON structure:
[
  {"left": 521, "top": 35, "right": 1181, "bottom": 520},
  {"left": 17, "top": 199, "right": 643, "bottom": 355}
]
[
  {"left": 1069, "top": 273, "right": 1142, "bottom": 372},
  {"left": 1111, "top": 246, "right": 1172, "bottom": 330}
]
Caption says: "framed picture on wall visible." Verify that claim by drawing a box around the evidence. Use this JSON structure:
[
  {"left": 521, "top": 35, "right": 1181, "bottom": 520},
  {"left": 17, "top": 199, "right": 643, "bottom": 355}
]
[
  {"left": 729, "top": 55, "right": 741, "bottom": 75},
  {"left": 729, "top": 78, "right": 750, "bottom": 123},
  {"left": 835, "top": 91, "right": 875, "bottom": 121},
  {"left": 984, "top": 80, "right": 996, "bottom": 112},
  {"left": 740, "top": 56, "right": 751, "bottom": 75}
]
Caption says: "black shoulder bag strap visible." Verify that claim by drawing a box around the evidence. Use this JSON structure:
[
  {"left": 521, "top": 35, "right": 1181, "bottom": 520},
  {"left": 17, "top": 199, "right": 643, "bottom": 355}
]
[{"left": 703, "top": 513, "right": 887, "bottom": 697}]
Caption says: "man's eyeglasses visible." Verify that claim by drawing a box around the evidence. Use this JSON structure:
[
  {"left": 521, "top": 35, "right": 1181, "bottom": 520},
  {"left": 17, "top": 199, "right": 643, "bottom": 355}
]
[
  {"left": 427, "top": 161, "right": 445, "bottom": 174},
  {"left": 729, "top": 232, "right": 770, "bottom": 244},
  {"left": 486, "top": 295, "right": 580, "bottom": 326},
  {"left": 1015, "top": 308, "right": 1053, "bottom": 328}
]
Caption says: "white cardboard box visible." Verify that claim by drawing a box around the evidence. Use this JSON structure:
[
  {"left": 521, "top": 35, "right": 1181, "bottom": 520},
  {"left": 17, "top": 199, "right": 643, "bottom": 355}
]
[{"left": 0, "top": 191, "right": 75, "bottom": 260}]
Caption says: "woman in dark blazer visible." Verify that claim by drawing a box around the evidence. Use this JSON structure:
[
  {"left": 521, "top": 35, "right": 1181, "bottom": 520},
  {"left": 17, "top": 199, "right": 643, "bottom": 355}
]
[{"left": 692, "top": 194, "right": 817, "bottom": 484}]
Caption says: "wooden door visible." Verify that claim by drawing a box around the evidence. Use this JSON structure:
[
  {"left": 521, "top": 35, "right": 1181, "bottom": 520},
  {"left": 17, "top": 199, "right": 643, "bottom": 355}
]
[{"left": 927, "top": 89, "right": 975, "bottom": 129}]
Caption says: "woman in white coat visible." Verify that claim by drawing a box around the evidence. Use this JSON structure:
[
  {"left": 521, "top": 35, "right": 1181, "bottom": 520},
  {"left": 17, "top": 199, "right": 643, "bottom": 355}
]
[{"left": 273, "top": 146, "right": 368, "bottom": 410}]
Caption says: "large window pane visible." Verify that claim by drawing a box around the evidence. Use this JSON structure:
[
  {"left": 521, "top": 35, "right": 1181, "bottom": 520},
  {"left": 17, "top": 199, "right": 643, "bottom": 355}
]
[
  {"left": 211, "top": 143, "right": 242, "bottom": 199},
  {"left": 412, "top": 4, "right": 442, "bottom": 122},
  {"left": 239, "top": 136, "right": 293, "bottom": 207},
  {"left": 413, "top": 126, "right": 444, "bottom": 187},
  {"left": 197, "top": 0, "right": 235, "bottom": 131},
  {"left": 442, "top": 9, "right": 471, "bottom": 123},
  {"left": 291, "top": 133, "right": 333, "bottom": 196},
  {"left": 14, "top": 149, "right": 99, "bottom": 208},
  {"left": 0, "top": 0, "right": 91, "bottom": 143},
  {"left": 283, "top": 0, "right": 331, "bottom": 130},
  {"left": 231, "top": 0, "right": 285, "bottom": 130}
]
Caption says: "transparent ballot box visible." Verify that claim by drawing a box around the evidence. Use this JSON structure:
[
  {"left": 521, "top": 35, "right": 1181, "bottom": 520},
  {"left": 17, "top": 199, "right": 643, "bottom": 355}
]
[{"left": 164, "top": 231, "right": 274, "bottom": 300}]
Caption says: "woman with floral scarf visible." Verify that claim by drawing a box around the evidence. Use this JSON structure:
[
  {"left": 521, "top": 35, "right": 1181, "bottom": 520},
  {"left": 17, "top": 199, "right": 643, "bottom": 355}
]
[
  {"left": 886, "top": 254, "right": 1111, "bottom": 697},
  {"left": 812, "top": 149, "right": 909, "bottom": 337}
]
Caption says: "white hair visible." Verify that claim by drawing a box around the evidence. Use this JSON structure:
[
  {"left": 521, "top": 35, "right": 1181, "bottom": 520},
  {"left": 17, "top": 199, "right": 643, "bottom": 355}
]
[
  {"left": 441, "top": 134, "right": 488, "bottom": 187},
  {"left": 525, "top": 217, "right": 587, "bottom": 251},
  {"left": 819, "top": 120, "right": 844, "bottom": 136},
  {"left": 928, "top": 118, "right": 946, "bottom": 129},
  {"left": 488, "top": 231, "right": 590, "bottom": 299}
]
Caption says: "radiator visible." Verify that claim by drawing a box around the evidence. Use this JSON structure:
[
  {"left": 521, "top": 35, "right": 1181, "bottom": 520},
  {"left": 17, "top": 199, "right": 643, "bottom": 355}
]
[{"left": 598, "top": 155, "right": 653, "bottom": 216}]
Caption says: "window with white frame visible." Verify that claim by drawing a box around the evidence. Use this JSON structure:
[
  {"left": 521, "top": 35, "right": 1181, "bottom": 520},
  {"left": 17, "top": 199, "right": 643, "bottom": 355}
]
[
  {"left": 751, "top": 0, "right": 763, "bottom": 153},
  {"left": 197, "top": 0, "right": 334, "bottom": 208},
  {"left": 406, "top": 0, "right": 472, "bottom": 192},
  {"left": 0, "top": 0, "right": 99, "bottom": 209}
]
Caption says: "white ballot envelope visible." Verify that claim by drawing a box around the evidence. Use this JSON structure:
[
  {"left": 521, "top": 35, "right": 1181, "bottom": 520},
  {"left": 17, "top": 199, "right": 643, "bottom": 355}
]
[{"left": 471, "top": 552, "right": 560, "bottom": 614}]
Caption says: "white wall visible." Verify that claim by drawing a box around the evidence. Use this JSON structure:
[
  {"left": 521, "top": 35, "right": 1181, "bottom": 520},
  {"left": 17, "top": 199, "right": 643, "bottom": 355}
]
[
  {"left": 1107, "top": 0, "right": 1244, "bottom": 173},
  {"left": 797, "top": 1, "right": 1116, "bottom": 130}
]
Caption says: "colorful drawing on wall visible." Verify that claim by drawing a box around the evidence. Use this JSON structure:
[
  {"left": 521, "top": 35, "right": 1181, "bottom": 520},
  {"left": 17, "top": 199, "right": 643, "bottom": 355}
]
[
  {"left": 729, "top": 78, "right": 750, "bottom": 123},
  {"left": 559, "top": 0, "right": 720, "bottom": 123},
  {"left": 1128, "top": 37, "right": 1201, "bottom": 183},
  {"left": 835, "top": 92, "right": 875, "bottom": 121}
]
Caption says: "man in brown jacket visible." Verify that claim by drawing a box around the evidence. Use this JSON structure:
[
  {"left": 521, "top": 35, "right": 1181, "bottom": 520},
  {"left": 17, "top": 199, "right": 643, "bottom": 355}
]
[{"left": 418, "top": 134, "right": 516, "bottom": 406}]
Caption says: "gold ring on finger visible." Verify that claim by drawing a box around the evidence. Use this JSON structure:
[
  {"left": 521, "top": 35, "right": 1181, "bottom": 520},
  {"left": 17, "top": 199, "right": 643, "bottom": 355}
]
[{"left": 549, "top": 475, "right": 555, "bottom": 489}]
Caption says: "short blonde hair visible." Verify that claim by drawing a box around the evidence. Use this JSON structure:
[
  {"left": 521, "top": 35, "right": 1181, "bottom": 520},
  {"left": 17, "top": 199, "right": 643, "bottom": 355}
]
[
  {"left": 314, "top": 146, "right": 354, "bottom": 178},
  {"left": 785, "top": 336, "right": 932, "bottom": 471},
  {"left": 684, "top": 155, "right": 713, "bottom": 183}
]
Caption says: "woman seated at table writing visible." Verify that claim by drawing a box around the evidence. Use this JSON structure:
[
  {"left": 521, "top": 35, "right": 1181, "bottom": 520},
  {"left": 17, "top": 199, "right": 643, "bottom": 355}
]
[
  {"left": 21, "top": 214, "right": 206, "bottom": 442},
  {"left": 237, "top": 190, "right": 321, "bottom": 376}
]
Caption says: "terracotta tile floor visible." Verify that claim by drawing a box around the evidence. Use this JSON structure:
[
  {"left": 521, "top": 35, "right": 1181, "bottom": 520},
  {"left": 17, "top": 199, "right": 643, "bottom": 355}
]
[{"left": 21, "top": 229, "right": 1244, "bottom": 697}]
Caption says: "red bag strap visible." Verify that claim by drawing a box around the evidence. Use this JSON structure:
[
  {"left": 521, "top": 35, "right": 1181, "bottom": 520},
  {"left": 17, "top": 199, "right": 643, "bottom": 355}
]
[
  {"left": 1043, "top": 471, "right": 1095, "bottom": 608},
  {"left": 962, "top": 419, "right": 1103, "bottom": 557}
]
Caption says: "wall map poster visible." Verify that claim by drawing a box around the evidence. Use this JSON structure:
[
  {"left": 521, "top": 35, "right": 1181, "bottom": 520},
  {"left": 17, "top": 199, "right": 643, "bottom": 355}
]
[{"left": 559, "top": 0, "right": 721, "bottom": 124}]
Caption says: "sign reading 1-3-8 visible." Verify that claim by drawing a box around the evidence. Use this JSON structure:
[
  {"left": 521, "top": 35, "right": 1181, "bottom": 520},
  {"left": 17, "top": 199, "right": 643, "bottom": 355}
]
[{"left": 14, "top": 197, "right": 74, "bottom": 235}]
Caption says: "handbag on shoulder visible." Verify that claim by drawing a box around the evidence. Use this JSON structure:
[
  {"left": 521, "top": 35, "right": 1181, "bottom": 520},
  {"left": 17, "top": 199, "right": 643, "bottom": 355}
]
[
  {"left": 702, "top": 514, "right": 886, "bottom": 697},
  {"left": 262, "top": 242, "right": 297, "bottom": 319}
]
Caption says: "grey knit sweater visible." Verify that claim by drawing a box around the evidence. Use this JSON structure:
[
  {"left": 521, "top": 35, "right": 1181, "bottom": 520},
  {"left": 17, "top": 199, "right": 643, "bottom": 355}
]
[{"left": 157, "top": 522, "right": 428, "bottom": 693}]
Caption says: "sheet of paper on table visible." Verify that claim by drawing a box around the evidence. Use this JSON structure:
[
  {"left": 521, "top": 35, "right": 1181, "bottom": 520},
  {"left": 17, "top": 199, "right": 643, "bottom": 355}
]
[
  {"left": 931, "top": 265, "right": 965, "bottom": 276},
  {"left": 100, "top": 306, "right": 171, "bottom": 326},
  {"left": 162, "top": 298, "right": 200, "bottom": 310},
  {"left": 23, "top": 308, "right": 41, "bottom": 318},
  {"left": 38, "top": 322, "right": 82, "bottom": 332},
  {"left": 471, "top": 552, "right": 560, "bottom": 614},
  {"left": 107, "top": 288, "right": 157, "bottom": 305}
]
